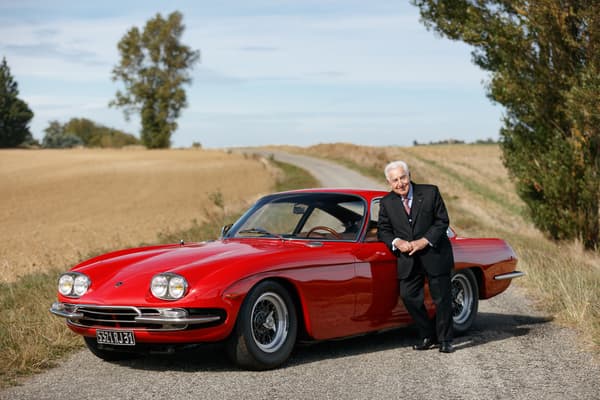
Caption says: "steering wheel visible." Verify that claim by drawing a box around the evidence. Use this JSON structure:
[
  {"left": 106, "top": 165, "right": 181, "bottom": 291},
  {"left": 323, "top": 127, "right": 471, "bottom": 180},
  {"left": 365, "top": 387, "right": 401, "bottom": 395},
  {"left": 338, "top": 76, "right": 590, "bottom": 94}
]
[{"left": 306, "top": 226, "right": 342, "bottom": 239}]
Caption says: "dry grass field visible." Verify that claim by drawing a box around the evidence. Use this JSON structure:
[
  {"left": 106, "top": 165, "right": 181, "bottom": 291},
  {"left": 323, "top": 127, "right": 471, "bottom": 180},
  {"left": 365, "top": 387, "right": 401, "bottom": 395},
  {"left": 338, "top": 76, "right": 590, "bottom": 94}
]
[
  {"left": 0, "top": 147, "right": 319, "bottom": 388},
  {"left": 288, "top": 143, "right": 600, "bottom": 352},
  {"left": 0, "top": 148, "right": 276, "bottom": 283}
]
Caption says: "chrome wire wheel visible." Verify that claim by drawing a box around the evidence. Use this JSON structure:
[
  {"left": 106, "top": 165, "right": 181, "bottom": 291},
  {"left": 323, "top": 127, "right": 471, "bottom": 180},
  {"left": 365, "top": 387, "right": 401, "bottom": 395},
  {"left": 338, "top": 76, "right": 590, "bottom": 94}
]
[
  {"left": 227, "top": 280, "right": 298, "bottom": 370},
  {"left": 452, "top": 272, "right": 474, "bottom": 325},
  {"left": 250, "top": 292, "right": 289, "bottom": 353}
]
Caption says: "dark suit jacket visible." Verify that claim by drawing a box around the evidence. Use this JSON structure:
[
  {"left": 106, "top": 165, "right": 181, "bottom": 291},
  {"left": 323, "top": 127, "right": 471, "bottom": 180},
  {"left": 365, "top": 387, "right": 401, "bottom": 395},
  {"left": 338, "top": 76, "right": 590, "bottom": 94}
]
[{"left": 377, "top": 182, "right": 454, "bottom": 279}]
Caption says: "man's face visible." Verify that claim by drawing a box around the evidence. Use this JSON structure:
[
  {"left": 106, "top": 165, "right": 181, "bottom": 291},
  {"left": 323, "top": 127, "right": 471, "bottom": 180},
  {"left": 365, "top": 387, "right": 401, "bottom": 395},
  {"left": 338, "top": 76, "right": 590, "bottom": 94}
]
[{"left": 387, "top": 166, "right": 410, "bottom": 197}]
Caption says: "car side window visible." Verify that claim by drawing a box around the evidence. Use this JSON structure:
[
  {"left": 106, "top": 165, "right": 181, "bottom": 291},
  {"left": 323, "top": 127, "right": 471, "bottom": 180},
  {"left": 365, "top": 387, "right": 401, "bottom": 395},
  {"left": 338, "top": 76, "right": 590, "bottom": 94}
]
[
  {"left": 303, "top": 208, "right": 345, "bottom": 233},
  {"left": 365, "top": 199, "right": 380, "bottom": 242}
]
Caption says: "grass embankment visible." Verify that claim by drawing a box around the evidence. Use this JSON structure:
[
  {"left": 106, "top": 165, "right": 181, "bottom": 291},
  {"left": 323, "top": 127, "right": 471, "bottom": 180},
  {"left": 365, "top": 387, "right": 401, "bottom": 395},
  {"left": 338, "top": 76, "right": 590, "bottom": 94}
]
[
  {"left": 295, "top": 143, "right": 599, "bottom": 353},
  {"left": 0, "top": 154, "right": 316, "bottom": 389}
]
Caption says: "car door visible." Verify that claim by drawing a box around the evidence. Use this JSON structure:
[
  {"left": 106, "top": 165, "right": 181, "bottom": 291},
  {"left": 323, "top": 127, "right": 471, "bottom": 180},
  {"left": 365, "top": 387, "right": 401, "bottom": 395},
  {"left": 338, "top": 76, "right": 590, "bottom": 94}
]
[{"left": 352, "top": 198, "right": 413, "bottom": 328}]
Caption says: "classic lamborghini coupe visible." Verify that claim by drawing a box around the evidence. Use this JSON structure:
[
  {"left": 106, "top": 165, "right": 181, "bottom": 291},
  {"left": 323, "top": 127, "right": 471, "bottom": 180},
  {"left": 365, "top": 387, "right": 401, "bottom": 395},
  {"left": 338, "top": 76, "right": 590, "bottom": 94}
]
[{"left": 51, "top": 188, "right": 523, "bottom": 370}]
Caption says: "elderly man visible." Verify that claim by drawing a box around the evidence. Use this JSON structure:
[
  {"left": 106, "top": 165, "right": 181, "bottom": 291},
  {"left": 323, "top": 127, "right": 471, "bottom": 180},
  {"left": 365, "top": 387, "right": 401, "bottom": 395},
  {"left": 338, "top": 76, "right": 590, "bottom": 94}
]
[{"left": 377, "top": 160, "right": 455, "bottom": 353}]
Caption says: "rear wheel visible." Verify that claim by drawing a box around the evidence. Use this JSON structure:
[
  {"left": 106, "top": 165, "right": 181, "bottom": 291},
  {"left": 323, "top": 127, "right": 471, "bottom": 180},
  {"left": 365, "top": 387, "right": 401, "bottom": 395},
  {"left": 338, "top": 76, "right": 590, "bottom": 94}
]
[
  {"left": 451, "top": 269, "right": 479, "bottom": 334},
  {"left": 84, "top": 337, "right": 139, "bottom": 361},
  {"left": 227, "top": 280, "right": 297, "bottom": 370}
]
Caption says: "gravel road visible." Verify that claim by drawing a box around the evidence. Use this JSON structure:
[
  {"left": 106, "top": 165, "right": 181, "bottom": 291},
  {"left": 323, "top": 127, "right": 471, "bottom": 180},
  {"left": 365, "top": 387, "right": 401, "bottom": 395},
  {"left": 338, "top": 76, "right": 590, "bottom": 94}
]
[{"left": 3, "top": 151, "right": 598, "bottom": 400}]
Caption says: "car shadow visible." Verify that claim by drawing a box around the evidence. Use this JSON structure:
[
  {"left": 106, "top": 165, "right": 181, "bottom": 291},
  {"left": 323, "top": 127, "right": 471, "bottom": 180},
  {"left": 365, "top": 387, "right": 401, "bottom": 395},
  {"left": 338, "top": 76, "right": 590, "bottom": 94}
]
[{"left": 114, "top": 311, "right": 552, "bottom": 372}]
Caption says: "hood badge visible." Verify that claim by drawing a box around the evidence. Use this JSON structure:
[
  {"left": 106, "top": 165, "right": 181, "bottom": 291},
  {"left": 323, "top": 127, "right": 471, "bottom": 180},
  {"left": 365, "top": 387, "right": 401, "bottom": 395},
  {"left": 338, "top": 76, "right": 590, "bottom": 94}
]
[{"left": 115, "top": 281, "right": 124, "bottom": 287}]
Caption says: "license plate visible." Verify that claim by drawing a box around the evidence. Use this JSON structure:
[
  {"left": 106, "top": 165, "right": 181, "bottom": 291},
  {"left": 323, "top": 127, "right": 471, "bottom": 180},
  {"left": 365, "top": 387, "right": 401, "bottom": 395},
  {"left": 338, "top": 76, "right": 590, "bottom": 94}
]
[{"left": 96, "top": 330, "right": 136, "bottom": 346}]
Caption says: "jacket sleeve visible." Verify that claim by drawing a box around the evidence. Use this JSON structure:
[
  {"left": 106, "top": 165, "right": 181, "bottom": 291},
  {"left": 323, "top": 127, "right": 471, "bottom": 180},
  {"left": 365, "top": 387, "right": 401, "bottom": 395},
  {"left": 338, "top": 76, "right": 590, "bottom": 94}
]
[{"left": 422, "top": 186, "right": 450, "bottom": 247}]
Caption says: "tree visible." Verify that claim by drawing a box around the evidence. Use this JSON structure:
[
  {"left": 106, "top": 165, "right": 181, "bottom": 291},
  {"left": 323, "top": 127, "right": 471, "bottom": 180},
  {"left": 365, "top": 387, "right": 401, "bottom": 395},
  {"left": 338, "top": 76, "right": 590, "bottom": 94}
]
[
  {"left": 41, "top": 118, "right": 140, "bottom": 148},
  {"left": 42, "top": 120, "right": 84, "bottom": 148},
  {"left": 0, "top": 57, "right": 34, "bottom": 148},
  {"left": 110, "top": 11, "right": 200, "bottom": 149},
  {"left": 63, "top": 118, "right": 140, "bottom": 148},
  {"left": 412, "top": 0, "right": 600, "bottom": 250}
]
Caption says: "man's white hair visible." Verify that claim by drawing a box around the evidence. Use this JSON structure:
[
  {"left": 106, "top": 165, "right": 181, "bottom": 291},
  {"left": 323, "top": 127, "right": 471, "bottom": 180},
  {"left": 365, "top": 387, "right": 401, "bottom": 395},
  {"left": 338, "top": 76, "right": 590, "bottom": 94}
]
[{"left": 384, "top": 160, "right": 410, "bottom": 181}]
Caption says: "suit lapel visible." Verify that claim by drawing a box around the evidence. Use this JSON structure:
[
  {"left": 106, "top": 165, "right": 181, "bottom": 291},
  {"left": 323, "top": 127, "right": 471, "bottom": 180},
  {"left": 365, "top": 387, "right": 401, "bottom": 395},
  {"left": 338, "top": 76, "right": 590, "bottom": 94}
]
[{"left": 410, "top": 183, "right": 424, "bottom": 226}]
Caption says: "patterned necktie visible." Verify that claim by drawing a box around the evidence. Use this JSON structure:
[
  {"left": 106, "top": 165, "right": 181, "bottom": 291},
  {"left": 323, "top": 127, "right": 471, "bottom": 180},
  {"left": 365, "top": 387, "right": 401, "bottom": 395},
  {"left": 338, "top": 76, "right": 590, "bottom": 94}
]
[{"left": 403, "top": 197, "right": 411, "bottom": 215}]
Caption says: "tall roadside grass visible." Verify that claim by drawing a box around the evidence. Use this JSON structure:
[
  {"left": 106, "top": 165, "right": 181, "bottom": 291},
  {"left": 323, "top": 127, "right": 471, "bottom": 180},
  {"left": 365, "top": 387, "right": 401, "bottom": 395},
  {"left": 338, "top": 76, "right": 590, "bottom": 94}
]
[
  {"left": 0, "top": 158, "right": 316, "bottom": 389},
  {"left": 294, "top": 143, "right": 599, "bottom": 353}
]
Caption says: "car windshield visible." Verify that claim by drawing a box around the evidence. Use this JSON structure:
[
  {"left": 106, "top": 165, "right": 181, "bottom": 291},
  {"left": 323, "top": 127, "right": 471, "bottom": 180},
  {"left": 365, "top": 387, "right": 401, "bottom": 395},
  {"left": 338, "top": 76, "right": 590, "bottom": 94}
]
[{"left": 229, "top": 193, "right": 367, "bottom": 241}]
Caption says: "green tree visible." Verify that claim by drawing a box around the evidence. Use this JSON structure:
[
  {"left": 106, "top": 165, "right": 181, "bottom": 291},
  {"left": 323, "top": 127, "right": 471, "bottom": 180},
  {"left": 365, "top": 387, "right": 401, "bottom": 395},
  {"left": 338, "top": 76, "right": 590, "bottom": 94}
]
[
  {"left": 63, "top": 118, "right": 140, "bottom": 148},
  {"left": 110, "top": 11, "right": 200, "bottom": 149},
  {"left": 42, "top": 120, "right": 83, "bottom": 148},
  {"left": 0, "top": 57, "right": 34, "bottom": 148},
  {"left": 412, "top": 0, "right": 600, "bottom": 250}
]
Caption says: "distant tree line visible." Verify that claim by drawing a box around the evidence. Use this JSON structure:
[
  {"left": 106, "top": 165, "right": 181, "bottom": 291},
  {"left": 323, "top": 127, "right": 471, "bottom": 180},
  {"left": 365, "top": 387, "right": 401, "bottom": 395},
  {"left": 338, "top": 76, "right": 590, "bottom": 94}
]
[
  {"left": 412, "top": 138, "right": 499, "bottom": 146},
  {"left": 42, "top": 118, "right": 140, "bottom": 148}
]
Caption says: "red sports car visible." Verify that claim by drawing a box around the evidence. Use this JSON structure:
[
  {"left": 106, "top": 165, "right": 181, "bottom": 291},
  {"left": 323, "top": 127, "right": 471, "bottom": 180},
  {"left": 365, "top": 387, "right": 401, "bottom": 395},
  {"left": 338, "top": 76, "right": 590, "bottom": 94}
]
[{"left": 51, "top": 188, "right": 523, "bottom": 369}]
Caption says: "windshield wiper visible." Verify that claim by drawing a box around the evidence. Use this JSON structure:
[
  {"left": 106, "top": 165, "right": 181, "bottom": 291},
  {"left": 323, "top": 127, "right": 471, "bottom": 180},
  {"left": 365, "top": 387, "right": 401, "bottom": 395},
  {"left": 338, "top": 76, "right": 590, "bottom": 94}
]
[{"left": 237, "top": 228, "right": 285, "bottom": 240}]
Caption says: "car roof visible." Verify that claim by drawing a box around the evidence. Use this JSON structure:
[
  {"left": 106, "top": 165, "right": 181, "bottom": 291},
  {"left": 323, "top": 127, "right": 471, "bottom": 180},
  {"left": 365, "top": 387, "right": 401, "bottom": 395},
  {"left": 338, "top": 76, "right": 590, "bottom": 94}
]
[{"left": 273, "top": 188, "right": 388, "bottom": 202}]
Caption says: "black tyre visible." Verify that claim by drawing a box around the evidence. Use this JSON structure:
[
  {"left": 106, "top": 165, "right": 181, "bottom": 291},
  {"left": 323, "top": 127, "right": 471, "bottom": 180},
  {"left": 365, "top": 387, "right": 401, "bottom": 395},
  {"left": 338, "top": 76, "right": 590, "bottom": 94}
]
[
  {"left": 84, "top": 336, "right": 139, "bottom": 361},
  {"left": 227, "top": 280, "right": 298, "bottom": 370},
  {"left": 451, "top": 269, "right": 479, "bottom": 334}
]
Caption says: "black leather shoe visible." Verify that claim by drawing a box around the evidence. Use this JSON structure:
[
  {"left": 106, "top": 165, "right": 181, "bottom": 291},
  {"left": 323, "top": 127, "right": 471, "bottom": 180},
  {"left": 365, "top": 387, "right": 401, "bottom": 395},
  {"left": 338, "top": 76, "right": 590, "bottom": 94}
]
[
  {"left": 413, "top": 338, "right": 437, "bottom": 351},
  {"left": 439, "top": 342, "right": 454, "bottom": 353}
]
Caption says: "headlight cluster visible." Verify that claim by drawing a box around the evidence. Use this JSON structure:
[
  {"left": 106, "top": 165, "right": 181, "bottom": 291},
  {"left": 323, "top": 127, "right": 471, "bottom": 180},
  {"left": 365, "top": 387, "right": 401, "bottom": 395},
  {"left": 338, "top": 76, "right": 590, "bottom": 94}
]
[
  {"left": 58, "top": 272, "right": 91, "bottom": 297},
  {"left": 151, "top": 273, "right": 188, "bottom": 300}
]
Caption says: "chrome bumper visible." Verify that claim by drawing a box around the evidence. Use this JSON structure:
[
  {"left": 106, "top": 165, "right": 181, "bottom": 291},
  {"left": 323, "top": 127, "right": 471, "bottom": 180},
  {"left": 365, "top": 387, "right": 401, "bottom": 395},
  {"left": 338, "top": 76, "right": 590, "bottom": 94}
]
[
  {"left": 50, "top": 302, "right": 221, "bottom": 331},
  {"left": 493, "top": 271, "right": 526, "bottom": 280}
]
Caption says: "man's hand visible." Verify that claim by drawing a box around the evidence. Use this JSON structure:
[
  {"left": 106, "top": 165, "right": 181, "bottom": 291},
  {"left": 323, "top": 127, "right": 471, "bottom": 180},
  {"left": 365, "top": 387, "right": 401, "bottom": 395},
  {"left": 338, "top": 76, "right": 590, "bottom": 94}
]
[
  {"left": 408, "top": 238, "right": 429, "bottom": 256},
  {"left": 393, "top": 238, "right": 413, "bottom": 253}
]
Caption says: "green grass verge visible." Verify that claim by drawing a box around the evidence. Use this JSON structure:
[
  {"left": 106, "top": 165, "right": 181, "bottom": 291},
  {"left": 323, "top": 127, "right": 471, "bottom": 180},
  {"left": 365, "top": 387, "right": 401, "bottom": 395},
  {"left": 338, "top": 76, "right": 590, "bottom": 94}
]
[{"left": 271, "top": 158, "right": 319, "bottom": 192}]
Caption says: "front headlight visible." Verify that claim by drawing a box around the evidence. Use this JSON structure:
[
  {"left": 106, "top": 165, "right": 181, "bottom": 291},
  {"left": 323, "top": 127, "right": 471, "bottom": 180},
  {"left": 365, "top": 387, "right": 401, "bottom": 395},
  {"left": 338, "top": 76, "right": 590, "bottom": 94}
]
[
  {"left": 58, "top": 272, "right": 90, "bottom": 297},
  {"left": 151, "top": 273, "right": 188, "bottom": 300},
  {"left": 58, "top": 274, "right": 74, "bottom": 296}
]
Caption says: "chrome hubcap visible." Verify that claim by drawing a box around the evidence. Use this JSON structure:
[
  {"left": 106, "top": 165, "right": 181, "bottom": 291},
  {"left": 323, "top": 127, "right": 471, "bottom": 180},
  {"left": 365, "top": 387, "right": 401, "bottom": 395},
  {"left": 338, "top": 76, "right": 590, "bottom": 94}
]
[
  {"left": 251, "top": 292, "right": 289, "bottom": 353},
  {"left": 452, "top": 274, "right": 473, "bottom": 324}
]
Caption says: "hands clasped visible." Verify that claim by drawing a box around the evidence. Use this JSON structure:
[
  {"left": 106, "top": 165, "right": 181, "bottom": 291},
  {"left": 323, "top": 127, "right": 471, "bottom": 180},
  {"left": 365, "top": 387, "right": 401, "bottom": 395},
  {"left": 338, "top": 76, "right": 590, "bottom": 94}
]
[{"left": 395, "top": 238, "right": 429, "bottom": 256}]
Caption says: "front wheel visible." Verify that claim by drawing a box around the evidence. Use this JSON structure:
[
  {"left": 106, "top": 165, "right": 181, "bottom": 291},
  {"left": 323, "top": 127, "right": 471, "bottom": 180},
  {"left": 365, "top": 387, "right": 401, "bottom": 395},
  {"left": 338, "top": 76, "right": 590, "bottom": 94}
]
[
  {"left": 227, "top": 280, "right": 298, "bottom": 370},
  {"left": 451, "top": 269, "right": 479, "bottom": 334}
]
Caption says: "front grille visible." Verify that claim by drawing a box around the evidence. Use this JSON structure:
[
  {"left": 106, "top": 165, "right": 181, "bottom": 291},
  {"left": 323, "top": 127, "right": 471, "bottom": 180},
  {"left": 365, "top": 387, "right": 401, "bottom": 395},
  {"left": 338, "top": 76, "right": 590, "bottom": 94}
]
[
  {"left": 61, "top": 304, "right": 226, "bottom": 331},
  {"left": 71, "top": 305, "right": 162, "bottom": 330}
]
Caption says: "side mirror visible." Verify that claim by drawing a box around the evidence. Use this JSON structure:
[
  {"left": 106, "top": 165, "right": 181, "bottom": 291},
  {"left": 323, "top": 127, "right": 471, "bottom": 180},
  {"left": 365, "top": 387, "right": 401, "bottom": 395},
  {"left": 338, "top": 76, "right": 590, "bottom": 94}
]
[
  {"left": 220, "top": 224, "right": 233, "bottom": 239},
  {"left": 293, "top": 203, "right": 308, "bottom": 215}
]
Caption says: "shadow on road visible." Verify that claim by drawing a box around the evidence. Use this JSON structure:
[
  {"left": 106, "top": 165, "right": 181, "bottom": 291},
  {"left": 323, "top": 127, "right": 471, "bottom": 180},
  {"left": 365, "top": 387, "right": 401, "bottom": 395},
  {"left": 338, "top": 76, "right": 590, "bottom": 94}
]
[
  {"left": 113, "top": 311, "right": 551, "bottom": 372},
  {"left": 453, "top": 311, "right": 552, "bottom": 351}
]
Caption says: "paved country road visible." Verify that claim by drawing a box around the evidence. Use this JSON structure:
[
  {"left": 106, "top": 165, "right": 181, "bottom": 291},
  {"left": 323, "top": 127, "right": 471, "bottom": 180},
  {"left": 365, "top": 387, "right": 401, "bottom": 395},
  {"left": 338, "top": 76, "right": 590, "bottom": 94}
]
[{"left": 3, "top": 152, "right": 598, "bottom": 400}]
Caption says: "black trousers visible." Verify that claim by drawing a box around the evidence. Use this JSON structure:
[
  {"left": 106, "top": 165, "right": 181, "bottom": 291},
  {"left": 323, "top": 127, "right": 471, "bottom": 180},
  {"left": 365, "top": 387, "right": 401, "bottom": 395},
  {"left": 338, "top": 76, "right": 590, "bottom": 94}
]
[{"left": 399, "top": 258, "right": 453, "bottom": 342}]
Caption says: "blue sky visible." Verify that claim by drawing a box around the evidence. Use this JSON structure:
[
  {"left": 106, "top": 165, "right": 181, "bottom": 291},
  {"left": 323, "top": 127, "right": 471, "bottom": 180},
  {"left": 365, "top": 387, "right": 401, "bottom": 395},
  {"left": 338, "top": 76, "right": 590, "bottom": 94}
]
[{"left": 0, "top": 0, "right": 503, "bottom": 148}]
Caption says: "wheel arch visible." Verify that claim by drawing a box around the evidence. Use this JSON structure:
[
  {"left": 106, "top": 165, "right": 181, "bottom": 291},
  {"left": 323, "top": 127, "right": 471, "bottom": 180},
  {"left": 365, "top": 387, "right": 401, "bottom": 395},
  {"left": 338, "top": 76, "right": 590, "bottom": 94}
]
[
  {"left": 223, "top": 274, "right": 312, "bottom": 341},
  {"left": 253, "top": 277, "right": 310, "bottom": 341},
  {"left": 467, "top": 266, "right": 484, "bottom": 299},
  {"left": 456, "top": 265, "right": 484, "bottom": 298}
]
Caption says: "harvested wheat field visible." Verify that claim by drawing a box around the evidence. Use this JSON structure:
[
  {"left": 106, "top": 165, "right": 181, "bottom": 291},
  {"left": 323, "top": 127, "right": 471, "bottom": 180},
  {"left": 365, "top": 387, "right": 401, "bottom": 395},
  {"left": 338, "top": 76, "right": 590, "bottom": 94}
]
[{"left": 0, "top": 148, "right": 276, "bottom": 283}]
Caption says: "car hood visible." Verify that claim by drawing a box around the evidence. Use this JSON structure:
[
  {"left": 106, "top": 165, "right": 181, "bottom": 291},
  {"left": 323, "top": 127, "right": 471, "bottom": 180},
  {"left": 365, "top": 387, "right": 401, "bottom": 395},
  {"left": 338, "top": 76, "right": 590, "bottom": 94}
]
[{"left": 68, "top": 239, "right": 356, "bottom": 304}]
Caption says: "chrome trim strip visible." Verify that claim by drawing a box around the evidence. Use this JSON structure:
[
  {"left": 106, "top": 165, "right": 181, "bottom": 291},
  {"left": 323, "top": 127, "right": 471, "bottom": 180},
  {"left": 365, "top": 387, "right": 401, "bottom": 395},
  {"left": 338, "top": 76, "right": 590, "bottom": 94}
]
[
  {"left": 135, "top": 315, "right": 221, "bottom": 324},
  {"left": 50, "top": 305, "right": 84, "bottom": 320},
  {"left": 494, "top": 271, "right": 526, "bottom": 280},
  {"left": 50, "top": 302, "right": 222, "bottom": 331}
]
